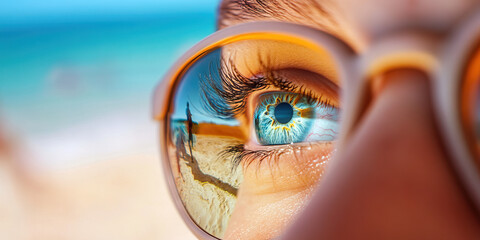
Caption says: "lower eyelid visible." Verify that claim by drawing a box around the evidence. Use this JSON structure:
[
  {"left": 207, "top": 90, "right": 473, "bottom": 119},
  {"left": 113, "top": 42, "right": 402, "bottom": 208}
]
[{"left": 240, "top": 142, "right": 335, "bottom": 195}]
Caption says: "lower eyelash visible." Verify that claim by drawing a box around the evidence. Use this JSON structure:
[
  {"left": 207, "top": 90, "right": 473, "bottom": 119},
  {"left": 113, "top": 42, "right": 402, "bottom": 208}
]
[
  {"left": 221, "top": 144, "right": 277, "bottom": 171},
  {"left": 222, "top": 143, "right": 318, "bottom": 171}
]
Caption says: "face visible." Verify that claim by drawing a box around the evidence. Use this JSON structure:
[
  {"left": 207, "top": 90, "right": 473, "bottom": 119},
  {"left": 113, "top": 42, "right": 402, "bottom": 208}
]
[
  {"left": 166, "top": 0, "right": 480, "bottom": 239},
  {"left": 217, "top": 0, "right": 480, "bottom": 239}
]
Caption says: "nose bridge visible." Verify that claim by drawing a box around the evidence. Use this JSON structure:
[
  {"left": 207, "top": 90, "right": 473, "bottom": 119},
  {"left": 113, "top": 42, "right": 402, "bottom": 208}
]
[
  {"left": 361, "top": 38, "right": 436, "bottom": 121},
  {"left": 370, "top": 68, "right": 431, "bottom": 100},
  {"left": 358, "top": 31, "right": 442, "bottom": 81},
  {"left": 337, "top": 35, "right": 442, "bottom": 148},
  {"left": 348, "top": 33, "right": 440, "bottom": 130},
  {"left": 338, "top": 68, "right": 436, "bottom": 159}
]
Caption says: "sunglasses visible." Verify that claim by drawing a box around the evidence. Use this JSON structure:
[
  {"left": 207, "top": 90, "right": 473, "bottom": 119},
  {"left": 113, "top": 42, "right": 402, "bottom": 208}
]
[{"left": 152, "top": 8, "right": 480, "bottom": 239}]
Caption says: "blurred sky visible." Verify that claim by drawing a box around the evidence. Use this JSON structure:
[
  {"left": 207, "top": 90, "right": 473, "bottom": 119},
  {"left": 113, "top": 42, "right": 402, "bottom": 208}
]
[
  {"left": 0, "top": 0, "right": 220, "bottom": 170},
  {"left": 0, "top": 1, "right": 219, "bottom": 239},
  {"left": 0, "top": 0, "right": 219, "bottom": 26}
]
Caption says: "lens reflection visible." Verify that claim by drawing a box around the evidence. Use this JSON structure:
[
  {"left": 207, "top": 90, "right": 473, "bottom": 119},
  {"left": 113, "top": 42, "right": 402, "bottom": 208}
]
[
  {"left": 168, "top": 49, "right": 243, "bottom": 238},
  {"left": 167, "top": 38, "right": 341, "bottom": 239}
]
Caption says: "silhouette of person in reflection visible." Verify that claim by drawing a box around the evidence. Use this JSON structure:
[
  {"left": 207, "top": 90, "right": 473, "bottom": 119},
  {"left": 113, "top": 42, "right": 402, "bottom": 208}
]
[
  {"left": 178, "top": 102, "right": 237, "bottom": 195},
  {"left": 186, "top": 102, "right": 194, "bottom": 157}
]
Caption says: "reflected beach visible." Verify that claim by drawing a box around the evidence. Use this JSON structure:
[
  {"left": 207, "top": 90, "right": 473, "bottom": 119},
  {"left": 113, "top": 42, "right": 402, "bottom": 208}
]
[{"left": 168, "top": 49, "right": 245, "bottom": 237}]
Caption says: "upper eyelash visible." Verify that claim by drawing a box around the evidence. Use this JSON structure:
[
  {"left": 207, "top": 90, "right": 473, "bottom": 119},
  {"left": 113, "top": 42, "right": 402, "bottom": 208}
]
[
  {"left": 200, "top": 58, "right": 269, "bottom": 119},
  {"left": 200, "top": 57, "right": 333, "bottom": 119}
]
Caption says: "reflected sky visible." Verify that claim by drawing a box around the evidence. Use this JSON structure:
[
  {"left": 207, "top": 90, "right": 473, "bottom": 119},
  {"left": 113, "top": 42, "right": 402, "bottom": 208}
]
[{"left": 171, "top": 48, "right": 239, "bottom": 126}]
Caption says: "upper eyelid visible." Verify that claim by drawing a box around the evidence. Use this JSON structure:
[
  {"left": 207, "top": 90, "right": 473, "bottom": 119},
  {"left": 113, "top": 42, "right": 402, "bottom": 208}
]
[
  {"left": 200, "top": 55, "right": 340, "bottom": 120},
  {"left": 251, "top": 69, "right": 340, "bottom": 109}
]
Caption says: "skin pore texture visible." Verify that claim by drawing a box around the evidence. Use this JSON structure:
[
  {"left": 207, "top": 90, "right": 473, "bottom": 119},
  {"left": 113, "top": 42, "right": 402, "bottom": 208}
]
[{"left": 217, "top": 0, "right": 480, "bottom": 239}]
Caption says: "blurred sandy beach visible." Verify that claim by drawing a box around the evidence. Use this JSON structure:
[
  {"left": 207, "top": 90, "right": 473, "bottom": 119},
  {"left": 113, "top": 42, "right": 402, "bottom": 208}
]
[
  {"left": 0, "top": 1, "right": 218, "bottom": 239},
  {"left": 0, "top": 133, "right": 196, "bottom": 240}
]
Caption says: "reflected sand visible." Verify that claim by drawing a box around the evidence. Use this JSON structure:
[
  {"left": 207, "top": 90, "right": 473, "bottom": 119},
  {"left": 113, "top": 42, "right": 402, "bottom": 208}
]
[{"left": 169, "top": 121, "right": 244, "bottom": 238}]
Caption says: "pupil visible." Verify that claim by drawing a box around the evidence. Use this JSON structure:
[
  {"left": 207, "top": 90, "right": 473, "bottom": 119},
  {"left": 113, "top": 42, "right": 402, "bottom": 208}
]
[{"left": 274, "top": 102, "right": 293, "bottom": 124}]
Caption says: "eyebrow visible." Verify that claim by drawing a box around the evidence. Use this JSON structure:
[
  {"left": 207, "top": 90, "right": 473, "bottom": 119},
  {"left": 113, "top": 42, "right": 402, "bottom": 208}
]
[{"left": 217, "top": 0, "right": 338, "bottom": 30}]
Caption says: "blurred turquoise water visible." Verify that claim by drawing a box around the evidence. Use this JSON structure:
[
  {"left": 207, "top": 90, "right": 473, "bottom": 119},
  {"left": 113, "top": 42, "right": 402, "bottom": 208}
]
[{"left": 0, "top": 11, "right": 216, "bottom": 135}]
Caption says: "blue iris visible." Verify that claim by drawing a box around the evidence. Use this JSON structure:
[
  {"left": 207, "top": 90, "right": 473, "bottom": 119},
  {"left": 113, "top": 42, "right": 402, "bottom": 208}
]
[{"left": 254, "top": 92, "right": 339, "bottom": 145}]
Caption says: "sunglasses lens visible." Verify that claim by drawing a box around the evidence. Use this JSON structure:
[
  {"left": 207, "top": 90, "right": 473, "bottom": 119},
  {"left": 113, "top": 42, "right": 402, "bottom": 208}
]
[
  {"left": 463, "top": 43, "right": 480, "bottom": 161},
  {"left": 165, "top": 37, "right": 342, "bottom": 238}
]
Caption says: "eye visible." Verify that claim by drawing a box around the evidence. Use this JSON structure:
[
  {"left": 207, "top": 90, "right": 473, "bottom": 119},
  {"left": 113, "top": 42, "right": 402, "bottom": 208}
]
[
  {"left": 166, "top": 38, "right": 343, "bottom": 239},
  {"left": 254, "top": 91, "right": 339, "bottom": 145}
]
